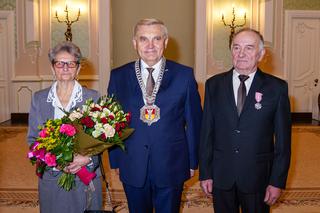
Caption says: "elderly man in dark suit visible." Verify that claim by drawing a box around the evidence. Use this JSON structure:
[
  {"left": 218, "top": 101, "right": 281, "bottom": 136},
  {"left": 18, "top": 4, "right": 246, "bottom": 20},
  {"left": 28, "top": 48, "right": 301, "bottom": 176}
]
[
  {"left": 107, "top": 18, "right": 202, "bottom": 213},
  {"left": 199, "top": 28, "right": 291, "bottom": 213}
]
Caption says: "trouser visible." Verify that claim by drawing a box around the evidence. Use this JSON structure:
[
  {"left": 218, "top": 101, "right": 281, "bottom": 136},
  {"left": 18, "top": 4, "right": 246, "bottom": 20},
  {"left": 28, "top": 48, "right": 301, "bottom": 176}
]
[{"left": 213, "top": 184, "right": 270, "bottom": 213}]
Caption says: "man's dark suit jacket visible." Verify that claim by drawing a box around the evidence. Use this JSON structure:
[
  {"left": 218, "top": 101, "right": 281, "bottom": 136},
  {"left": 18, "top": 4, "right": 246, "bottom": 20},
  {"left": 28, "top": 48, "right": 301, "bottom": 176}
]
[
  {"left": 199, "top": 68, "right": 291, "bottom": 193},
  {"left": 108, "top": 60, "right": 202, "bottom": 188}
]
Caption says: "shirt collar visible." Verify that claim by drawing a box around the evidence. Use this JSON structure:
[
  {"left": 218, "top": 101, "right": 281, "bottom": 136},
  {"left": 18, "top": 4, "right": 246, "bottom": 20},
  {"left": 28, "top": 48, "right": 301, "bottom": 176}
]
[
  {"left": 140, "top": 58, "right": 163, "bottom": 72},
  {"left": 232, "top": 69, "right": 257, "bottom": 81},
  {"left": 47, "top": 80, "right": 83, "bottom": 111}
]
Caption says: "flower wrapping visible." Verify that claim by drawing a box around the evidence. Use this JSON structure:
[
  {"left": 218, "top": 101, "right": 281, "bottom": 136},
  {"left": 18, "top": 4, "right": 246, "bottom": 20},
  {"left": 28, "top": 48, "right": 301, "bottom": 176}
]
[{"left": 73, "top": 123, "right": 134, "bottom": 156}]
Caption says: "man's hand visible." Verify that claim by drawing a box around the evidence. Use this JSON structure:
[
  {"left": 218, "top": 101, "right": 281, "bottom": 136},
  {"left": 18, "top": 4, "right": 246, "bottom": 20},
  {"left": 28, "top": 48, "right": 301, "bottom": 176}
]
[
  {"left": 190, "top": 169, "right": 195, "bottom": 177},
  {"left": 200, "top": 179, "right": 213, "bottom": 197},
  {"left": 264, "top": 185, "right": 282, "bottom": 206}
]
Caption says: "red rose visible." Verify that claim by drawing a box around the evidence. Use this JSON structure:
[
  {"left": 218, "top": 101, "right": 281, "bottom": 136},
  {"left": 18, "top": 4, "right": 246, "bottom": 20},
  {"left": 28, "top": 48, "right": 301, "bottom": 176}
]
[
  {"left": 81, "top": 116, "right": 95, "bottom": 128},
  {"left": 100, "top": 133, "right": 106, "bottom": 140},
  {"left": 126, "top": 112, "right": 132, "bottom": 123},
  {"left": 101, "top": 117, "right": 108, "bottom": 124},
  {"left": 108, "top": 115, "right": 114, "bottom": 120},
  {"left": 35, "top": 160, "right": 46, "bottom": 178},
  {"left": 115, "top": 123, "right": 121, "bottom": 131},
  {"left": 120, "top": 122, "right": 126, "bottom": 128},
  {"left": 91, "top": 107, "right": 100, "bottom": 112}
]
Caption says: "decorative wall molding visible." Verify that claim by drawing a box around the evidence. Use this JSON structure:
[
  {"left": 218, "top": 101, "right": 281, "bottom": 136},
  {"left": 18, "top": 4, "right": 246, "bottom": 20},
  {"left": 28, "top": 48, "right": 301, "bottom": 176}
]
[
  {"left": 97, "top": 0, "right": 111, "bottom": 94},
  {"left": 11, "top": 82, "right": 41, "bottom": 113},
  {"left": 0, "top": 87, "right": 9, "bottom": 122},
  {"left": 194, "top": 0, "right": 208, "bottom": 98},
  {"left": 284, "top": 10, "right": 320, "bottom": 119},
  {"left": 24, "top": 0, "right": 40, "bottom": 44},
  {"left": 284, "top": 10, "right": 320, "bottom": 80},
  {"left": 9, "top": 73, "right": 100, "bottom": 113},
  {"left": 0, "top": 11, "right": 15, "bottom": 121},
  {"left": 11, "top": 75, "right": 42, "bottom": 82},
  {"left": 16, "top": 86, "right": 33, "bottom": 112},
  {"left": 255, "top": 0, "right": 275, "bottom": 47}
]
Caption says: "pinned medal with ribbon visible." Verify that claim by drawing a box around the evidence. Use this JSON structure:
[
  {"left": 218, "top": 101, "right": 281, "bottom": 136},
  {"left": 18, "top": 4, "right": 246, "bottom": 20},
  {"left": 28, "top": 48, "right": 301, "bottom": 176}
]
[
  {"left": 255, "top": 92, "right": 263, "bottom": 110},
  {"left": 135, "top": 58, "right": 166, "bottom": 126}
]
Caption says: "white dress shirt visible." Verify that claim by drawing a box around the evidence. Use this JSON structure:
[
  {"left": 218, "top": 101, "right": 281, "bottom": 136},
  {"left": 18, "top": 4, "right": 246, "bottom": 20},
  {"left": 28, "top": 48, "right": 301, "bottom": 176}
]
[{"left": 232, "top": 70, "right": 256, "bottom": 105}]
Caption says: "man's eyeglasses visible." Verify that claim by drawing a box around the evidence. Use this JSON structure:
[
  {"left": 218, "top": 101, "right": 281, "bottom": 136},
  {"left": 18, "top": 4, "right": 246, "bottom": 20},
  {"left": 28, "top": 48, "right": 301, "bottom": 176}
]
[{"left": 53, "top": 61, "right": 79, "bottom": 68}]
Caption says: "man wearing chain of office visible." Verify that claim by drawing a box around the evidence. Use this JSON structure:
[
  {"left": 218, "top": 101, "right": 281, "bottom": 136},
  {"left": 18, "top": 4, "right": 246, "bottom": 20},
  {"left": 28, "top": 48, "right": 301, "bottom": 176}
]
[{"left": 107, "top": 18, "right": 202, "bottom": 212}]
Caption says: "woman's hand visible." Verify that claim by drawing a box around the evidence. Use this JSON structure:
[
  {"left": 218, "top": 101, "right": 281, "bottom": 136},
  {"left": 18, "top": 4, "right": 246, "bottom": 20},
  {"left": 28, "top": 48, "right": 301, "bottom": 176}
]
[{"left": 66, "top": 154, "right": 91, "bottom": 174}]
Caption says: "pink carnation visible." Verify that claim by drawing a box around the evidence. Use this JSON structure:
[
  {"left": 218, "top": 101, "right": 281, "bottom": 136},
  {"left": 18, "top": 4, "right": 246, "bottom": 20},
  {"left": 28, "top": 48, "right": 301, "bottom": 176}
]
[
  {"left": 36, "top": 148, "right": 46, "bottom": 161},
  {"left": 59, "top": 124, "right": 76, "bottom": 136},
  {"left": 44, "top": 153, "right": 57, "bottom": 167},
  {"left": 39, "top": 128, "right": 49, "bottom": 138}
]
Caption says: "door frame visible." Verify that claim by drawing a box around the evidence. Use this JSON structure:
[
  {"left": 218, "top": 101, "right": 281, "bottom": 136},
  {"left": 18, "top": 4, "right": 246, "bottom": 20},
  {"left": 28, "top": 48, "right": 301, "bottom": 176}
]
[
  {"left": 0, "top": 11, "right": 15, "bottom": 122},
  {"left": 284, "top": 10, "right": 320, "bottom": 120}
]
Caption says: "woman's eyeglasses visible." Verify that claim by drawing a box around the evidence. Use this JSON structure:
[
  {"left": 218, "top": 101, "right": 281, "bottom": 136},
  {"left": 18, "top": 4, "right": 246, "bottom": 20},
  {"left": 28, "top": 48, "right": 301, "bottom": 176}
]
[{"left": 53, "top": 61, "right": 79, "bottom": 68}]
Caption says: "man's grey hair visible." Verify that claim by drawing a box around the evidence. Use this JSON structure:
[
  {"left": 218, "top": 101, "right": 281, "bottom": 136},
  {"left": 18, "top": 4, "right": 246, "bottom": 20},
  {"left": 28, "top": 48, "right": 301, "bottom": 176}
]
[
  {"left": 231, "top": 28, "right": 265, "bottom": 51},
  {"left": 133, "top": 18, "right": 168, "bottom": 39}
]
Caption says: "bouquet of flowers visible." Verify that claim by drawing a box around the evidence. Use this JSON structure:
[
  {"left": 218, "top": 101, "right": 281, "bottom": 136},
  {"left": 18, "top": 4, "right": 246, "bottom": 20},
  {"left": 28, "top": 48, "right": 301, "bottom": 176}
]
[{"left": 28, "top": 95, "right": 134, "bottom": 191}]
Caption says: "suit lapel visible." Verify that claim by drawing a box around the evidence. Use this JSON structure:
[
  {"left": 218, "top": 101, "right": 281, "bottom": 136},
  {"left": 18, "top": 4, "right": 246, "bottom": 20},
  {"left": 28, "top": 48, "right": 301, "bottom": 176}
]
[
  {"left": 42, "top": 92, "right": 54, "bottom": 120},
  {"left": 225, "top": 69, "right": 238, "bottom": 116},
  {"left": 129, "top": 62, "right": 145, "bottom": 107},
  {"left": 153, "top": 61, "right": 171, "bottom": 107},
  {"left": 241, "top": 69, "right": 265, "bottom": 115},
  {"left": 159, "top": 62, "right": 171, "bottom": 92}
]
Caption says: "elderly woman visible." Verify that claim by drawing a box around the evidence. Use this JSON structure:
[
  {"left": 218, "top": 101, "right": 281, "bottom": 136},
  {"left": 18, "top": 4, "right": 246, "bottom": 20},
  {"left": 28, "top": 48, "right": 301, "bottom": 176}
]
[{"left": 27, "top": 41, "right": 102, "bottom": 213}]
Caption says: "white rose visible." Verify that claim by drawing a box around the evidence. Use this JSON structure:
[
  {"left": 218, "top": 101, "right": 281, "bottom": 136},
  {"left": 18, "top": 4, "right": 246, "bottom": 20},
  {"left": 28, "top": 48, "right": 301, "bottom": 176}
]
[
  {"left": 92, "top": 130, "right": 102, "bottom": 138},
  {"left": 94, "top": 104, "right": 102, "bottom": 110},
  {"left": 68, "top": 111, "right": 83, "bottom": 121},
  {"left": 103, "top": 124, "right": 115, "bottom": 138},
  {"left": 91, "top": 111, "right": 100, "bottom": 118},
  {"left": 103, "top": 108, "right": 111, "bottom": 115},
  {"left": 95, "top": 123, "right": 103, "bottom": 129},
  {"left": 82, "top": 105, "right": 88, "bottom": 112}
]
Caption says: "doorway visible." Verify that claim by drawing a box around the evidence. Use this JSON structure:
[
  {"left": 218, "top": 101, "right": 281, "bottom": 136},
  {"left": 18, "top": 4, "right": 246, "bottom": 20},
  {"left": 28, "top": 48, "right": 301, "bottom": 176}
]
[{"left": 284, "top": 10, "right": 320, "bottom": 121}]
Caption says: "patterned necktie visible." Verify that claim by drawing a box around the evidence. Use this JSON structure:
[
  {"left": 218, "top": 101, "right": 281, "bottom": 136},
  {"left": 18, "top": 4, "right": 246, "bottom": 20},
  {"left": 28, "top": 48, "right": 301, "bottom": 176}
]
[
  {"left": 146, "top": 68, "right": 155, "bottom": 96},
  {"left": 237, "top": 75, "right": 249, "bottom": 115}
]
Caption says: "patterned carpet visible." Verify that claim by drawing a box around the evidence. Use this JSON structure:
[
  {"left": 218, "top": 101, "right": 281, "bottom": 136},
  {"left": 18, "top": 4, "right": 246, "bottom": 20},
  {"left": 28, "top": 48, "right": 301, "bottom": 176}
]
[{"left": 0, "top": 125, "right": 320, "bottom": 212}]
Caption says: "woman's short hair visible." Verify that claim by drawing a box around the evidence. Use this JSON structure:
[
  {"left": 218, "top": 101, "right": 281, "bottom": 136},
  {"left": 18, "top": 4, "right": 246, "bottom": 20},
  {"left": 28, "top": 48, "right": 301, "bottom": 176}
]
[{"left": 48, "top": 41, "right": 82, "bottom": 64}]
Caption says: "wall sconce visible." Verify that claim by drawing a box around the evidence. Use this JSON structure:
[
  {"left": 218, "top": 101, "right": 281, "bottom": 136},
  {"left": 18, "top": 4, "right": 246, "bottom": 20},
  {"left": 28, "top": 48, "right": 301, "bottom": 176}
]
[
  {"left": 222, "top": 7, "right": 246, "bottom": 48},
  {"left": 55, "top": 4, "right": 80, "bottom": 41}
]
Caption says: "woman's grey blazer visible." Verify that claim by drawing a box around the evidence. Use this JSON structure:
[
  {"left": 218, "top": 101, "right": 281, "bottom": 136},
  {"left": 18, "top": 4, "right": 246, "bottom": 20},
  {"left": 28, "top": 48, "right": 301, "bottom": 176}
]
[{"left": 27, "top": 86, "right": 103, "bottom": 213}]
